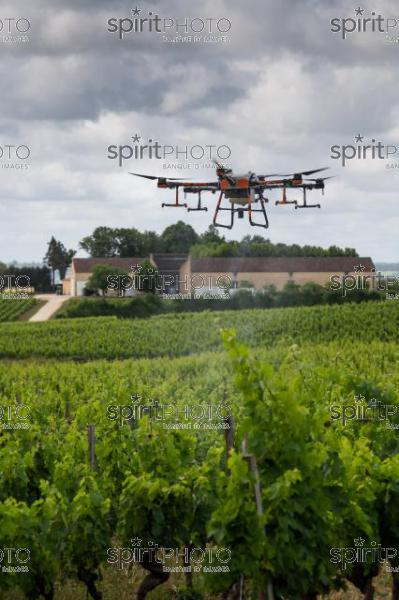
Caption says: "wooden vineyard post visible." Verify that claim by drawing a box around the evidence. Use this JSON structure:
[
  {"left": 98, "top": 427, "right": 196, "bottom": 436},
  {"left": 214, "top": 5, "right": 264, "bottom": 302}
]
[
  {"left": 221, "top": 382, "right": 273, "bottom": 600},
  {"left": 242, "top": 440, "right": 274, "bottom": 600},
  {"left": 223, "top": 379, "right": 235, "bottom": 461},
  {"left": 88, "top": 424, "right": 96, "bottom": 471}
]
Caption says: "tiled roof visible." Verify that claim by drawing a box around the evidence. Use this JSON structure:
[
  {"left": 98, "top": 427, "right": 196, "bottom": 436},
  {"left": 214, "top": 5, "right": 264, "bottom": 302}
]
[
  {"left": 72, "top": 257, "right": 145, "bottom": 273},
  {"left": 190, "top": 257, "right": 375, "bottom": 273}
]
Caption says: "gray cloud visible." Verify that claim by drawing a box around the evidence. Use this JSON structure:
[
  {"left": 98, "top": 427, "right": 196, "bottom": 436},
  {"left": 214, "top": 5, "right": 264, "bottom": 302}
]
[{"left": 0, "top": 0, "right": 399, "bottom": 262}]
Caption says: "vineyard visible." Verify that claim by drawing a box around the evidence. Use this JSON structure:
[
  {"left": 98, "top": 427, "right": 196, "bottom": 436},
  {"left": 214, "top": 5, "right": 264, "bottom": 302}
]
[
  {"left": 0, "top": 299, "right": 37, "bottom": 323},
  {"left": 0, "top": 300, "right": 399, "bottom": 360},
  {"left": 0, "top": 301, "right": 398, "bottom": 599}
]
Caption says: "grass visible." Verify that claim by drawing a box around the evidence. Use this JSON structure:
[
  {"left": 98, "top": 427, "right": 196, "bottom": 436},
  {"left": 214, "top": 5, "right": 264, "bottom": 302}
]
[{"left": 0, "top": 566, "right": 393, "bottom": 599}]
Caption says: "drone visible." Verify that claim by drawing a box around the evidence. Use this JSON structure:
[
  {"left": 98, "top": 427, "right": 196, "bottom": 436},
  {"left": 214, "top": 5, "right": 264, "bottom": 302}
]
[{"left": 130, "top": 160, "right": 333, "bottom": 229}]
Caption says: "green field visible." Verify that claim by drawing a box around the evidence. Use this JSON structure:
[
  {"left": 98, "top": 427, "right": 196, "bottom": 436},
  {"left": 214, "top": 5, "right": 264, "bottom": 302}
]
[
  {"left": 1, "top": 301, "right": 399, "bottom": 599},
  {"left": 1, "top": 300, "right": 399, "bottom": 360},
  {"left": 0, "top": 298, "right": 37, "bottom": 323}
]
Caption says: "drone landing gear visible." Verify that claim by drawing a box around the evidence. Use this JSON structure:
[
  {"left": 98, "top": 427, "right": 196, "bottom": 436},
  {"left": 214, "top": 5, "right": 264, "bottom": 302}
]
[
  {"left": 162, "top": 186, "right": 187, "bottom": 208},
  {"left": 187, "top": 191, "right": 208, "bottom": 212},
  {"left": 249, "top": 191, "right": 269, "bottom": 228},
  {"left": 295, "top": 187, "right": 320, "bottom": 209},
  {"left": 213, "top": 191, "right": 234, "bottom": 229},
  {"left": 275, "top": 187, "right": 297, "bottom": 207},
  {"left": 213, "top": 191, "right": 269, "bottom": 229}
]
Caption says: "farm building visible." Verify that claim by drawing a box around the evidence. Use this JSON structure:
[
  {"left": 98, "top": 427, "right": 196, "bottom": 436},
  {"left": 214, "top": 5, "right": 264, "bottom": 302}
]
[{"left": 62, "top": 255, "right": 376, "bottom": 297}]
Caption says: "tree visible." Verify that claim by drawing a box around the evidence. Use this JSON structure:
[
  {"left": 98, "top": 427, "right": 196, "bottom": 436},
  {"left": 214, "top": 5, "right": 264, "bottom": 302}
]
[
  {"left": 198, "top": 225, "right": 225, "bottom": 245},
  {"left": 114, "top": 228, "right": 147, "bottom": 257},
  {"left": 44, "top": 237, "right": 76, "bottom": 284},
  {"left": 160, "top": 221, "right": 199, "bottom": 253},
  {"left": 79, "top": 227, "right": 119, "bottom": 257},
  {"left": 86, "top": 265, "right": 128, "bottom": 296},
  {"left": 115, "top": 228, "right": 164, "bottom": 257},
  {"left": 79, "top": 227, "right": 164, "bottom": 258},
  {"left": 140, "top": 230, "right": 164, "bottom": 255}
]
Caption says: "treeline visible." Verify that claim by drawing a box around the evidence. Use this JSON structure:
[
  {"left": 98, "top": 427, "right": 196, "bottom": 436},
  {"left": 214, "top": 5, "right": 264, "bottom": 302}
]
[
  {"left": 0, "top": 264, "right": 52, "bottom": 292},
  {"left": 80, "top": 222, "right": 358, "bottom": 258},
  {"left": 190, "top": 240, "right": 358, "bottom": 258}
]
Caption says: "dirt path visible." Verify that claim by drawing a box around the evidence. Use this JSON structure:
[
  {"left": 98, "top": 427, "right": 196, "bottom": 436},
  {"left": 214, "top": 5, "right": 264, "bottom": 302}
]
[{"left": 29, "top": 294, "right": 69, "bottom": 322}]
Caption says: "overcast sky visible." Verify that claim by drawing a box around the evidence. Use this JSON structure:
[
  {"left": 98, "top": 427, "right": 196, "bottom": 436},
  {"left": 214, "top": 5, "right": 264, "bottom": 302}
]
[{"left": 1, "top": 0, "right": 399, "bottom": 262}]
